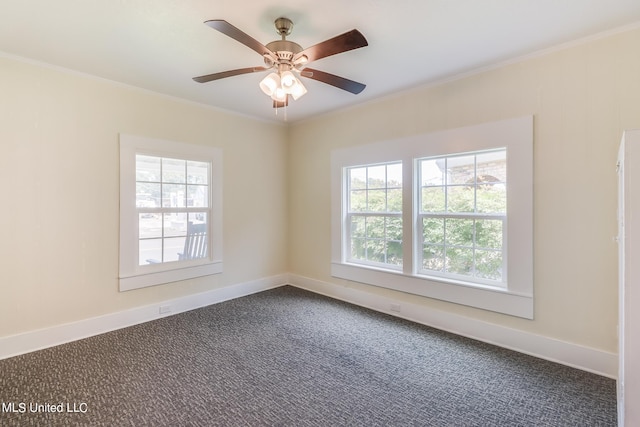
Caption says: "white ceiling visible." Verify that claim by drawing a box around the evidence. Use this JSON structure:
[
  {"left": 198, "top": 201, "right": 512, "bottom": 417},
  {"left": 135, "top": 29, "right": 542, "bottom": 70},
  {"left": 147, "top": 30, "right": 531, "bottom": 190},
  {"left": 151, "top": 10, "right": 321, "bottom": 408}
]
[{"left": 2, "top": 0, "right": 640, "bottom": 123}]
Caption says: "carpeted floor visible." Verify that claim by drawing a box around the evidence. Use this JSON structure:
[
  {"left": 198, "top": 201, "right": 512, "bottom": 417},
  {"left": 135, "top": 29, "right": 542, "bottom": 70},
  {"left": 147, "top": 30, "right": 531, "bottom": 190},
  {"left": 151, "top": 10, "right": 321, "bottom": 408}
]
[{"left": 0, "top": 286, "right": 616, "bottom": 426}]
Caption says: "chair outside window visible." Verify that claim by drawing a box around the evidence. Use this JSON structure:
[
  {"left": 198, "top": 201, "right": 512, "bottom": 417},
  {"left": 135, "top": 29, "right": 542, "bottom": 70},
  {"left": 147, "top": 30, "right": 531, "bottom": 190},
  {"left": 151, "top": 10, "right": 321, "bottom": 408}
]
[
  {"left": 179, "top": 222, "right": 208, "bottom": 260},
  {"left": 147, "top": 222, "right": 207, "bottom": 264}
]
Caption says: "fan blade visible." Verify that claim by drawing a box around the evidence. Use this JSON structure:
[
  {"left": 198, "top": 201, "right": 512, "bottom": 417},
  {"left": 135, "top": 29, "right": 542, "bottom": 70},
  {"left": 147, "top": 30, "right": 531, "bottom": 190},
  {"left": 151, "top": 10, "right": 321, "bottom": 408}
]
[
  {"left": 193, "top": 67, "right": 268, "bottom": 83},
  {"left": 205, "top": 20, "right": 277, "bottom": 61},
  {"left": 302, "top": 68, "right": 366, "bottom": 94},
  {"left": 294, "top": 29, "right": 367, "bottom": 64}
]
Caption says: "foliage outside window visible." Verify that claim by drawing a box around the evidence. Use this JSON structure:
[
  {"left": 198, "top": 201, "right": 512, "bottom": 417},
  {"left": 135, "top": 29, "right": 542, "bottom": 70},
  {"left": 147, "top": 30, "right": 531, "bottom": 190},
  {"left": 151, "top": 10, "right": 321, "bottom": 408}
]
[
  {"left": 347, "top": 162, "right": 403, "bottom": 269},
  {"left": 331, "top": 116, "right": 533, "bottom": 318},
  {"left": 418, "top": 149, "right": 507, "bottom": 286}
]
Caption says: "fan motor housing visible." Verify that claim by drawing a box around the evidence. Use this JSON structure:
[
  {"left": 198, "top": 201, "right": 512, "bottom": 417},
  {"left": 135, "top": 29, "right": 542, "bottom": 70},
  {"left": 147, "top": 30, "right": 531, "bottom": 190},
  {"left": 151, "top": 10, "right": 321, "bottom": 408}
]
[{"left": 266, "top": 40, "right": 303, "bottom": 59}]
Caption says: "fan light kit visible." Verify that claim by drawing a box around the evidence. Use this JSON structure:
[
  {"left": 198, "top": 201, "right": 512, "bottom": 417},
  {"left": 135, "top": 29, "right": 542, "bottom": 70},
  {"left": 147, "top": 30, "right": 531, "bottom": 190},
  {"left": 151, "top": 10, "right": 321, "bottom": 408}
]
[{"left": 193, "top": 17, "right": 368, "bottom": 111}]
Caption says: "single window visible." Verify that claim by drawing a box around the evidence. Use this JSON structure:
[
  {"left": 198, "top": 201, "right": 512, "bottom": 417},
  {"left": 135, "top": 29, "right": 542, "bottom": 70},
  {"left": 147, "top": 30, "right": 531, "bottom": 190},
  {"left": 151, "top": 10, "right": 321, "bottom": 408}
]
[
  {"left": 136, "top": 155, "right": 210, "bottom": 265},
  {"left": 346, "top": 162, "right": 403, "bottom": 269},
  {"left": 417, "top": 149, "right": 507, "bottom": 286},
  {"left": 119, "top": 135, "right": 223, "bottom": 291}
]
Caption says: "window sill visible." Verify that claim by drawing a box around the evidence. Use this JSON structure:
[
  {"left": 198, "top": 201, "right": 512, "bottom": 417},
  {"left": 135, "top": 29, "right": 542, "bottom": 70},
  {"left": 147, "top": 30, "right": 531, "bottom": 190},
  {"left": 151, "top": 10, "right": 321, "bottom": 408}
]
[
  {"left": 331, "top": 262, "right": 533, "bottom": 319},
  {"left": 119, "top": 261, "right": 223, "bottom": 291}
]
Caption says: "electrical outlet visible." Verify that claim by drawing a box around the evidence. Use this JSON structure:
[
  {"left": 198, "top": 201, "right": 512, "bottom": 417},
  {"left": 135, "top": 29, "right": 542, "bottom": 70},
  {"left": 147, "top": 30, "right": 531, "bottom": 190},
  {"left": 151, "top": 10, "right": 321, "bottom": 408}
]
[
  {"left": 159, "top": 305, "right": 172, "bottom": 314},
  {"left": 390, "top": 303, "right": 401, "bottom": 313}
]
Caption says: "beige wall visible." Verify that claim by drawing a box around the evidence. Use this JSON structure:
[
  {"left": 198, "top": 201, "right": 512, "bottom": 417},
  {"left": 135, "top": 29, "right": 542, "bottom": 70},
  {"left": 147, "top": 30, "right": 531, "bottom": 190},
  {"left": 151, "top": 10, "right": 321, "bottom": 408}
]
[
  {"left": 0, "top": 57, "right": 288, "bottom": 337},
  {"left": 2, "top": 25, "right": 639, "bottom": 356},
  {"left": 288, "top": 27, "right": 640, "bottom": 354}
]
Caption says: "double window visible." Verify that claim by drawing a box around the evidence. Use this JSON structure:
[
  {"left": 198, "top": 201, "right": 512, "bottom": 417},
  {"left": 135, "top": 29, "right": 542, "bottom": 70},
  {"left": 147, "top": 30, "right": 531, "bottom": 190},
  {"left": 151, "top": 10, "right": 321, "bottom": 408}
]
[
  {"left": 332, "top": 117, "right": 533, "bottom": 318},
  {"left": 119, "top": 135, "right": 223, "bottom": 291}
]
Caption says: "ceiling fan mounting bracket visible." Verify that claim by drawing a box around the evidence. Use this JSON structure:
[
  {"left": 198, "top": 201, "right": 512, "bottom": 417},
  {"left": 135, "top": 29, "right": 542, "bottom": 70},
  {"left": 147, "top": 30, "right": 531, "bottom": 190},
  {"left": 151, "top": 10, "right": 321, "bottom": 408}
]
[{"left": 274, "top": 17, "right": 293, "bottom": 38}]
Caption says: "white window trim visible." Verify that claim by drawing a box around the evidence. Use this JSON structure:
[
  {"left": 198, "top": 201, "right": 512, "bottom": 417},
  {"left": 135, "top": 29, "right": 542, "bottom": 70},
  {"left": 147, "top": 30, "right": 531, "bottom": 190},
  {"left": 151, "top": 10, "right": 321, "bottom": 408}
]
[
  {"left": 119, "top": 134, "right": 223, "bottom": 291},
  {"left": 331, "top": 116, "right": 533, "bottom": 318}
]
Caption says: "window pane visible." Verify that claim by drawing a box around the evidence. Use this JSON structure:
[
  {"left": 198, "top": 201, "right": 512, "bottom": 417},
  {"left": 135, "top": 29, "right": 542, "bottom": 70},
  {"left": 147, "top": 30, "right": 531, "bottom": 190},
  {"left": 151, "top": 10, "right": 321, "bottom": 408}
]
[
  {"left": 162, "top": 158, "right": 186, "bottom": 183},
  {"left": 477, "top": 184, "right": 506, "bottom": 213},
  {"left": 447, "top": 155, "right": 475, "bottom": 185},
  {"left": 164, "top": 237, "right": 186, "bottom": 262},
  {"left": 367, "top": 240, "right": 385, "bottom": 263},
  {"left": 136, "top": 155, "right": 161, "bottom": 182},
  {"left": 476, "top": 151, "right": 506, "bottom": 182},
  {"left": 367, "top": 189, "right": 387, "bottom": 212},
  {"left": 189, "top": 212, "right": 207, "bottom": 225},
  {"left": 446, "top": 247, "right": 474, "bottom": 276},
  {"left": 475, "top": 250, "right": 503, "bottom": 280},
  {"left": 387, "top": 188, "right": 402, "bottom": 212},
  {"left": 351, "top": 216, "right": 366, "bottom": 238},
  {"left": 349, "top": 167, "right": 367, "bottom": 190},
  {"left": 387, "top": 163, "right": 403, "bottom": 187},
  {"left": 351, "top": 238, "right": 366, "bottom": 260},
  {"left": 387, "top": 241, "right": 403, "bottom": 266},
  {"left": 164, "top": 213, "right": 187, "bottom": 237},
  {"left": 187, "top": 161, "right": 209, "bottom": 184},
  {"left": 447, "top": 186, "right": 474, "bottom": 213},
  {"left": 188, "top": 184, "right": 208, "bottom": 207},
  {"left": 163, "top": 183, "right": 186, "bottom": 208},
  {"left": 386, "top": 217, "right": 403, "bottom": 241},
  {"left": 476, "top": 219, "right": 503, "bottom": 249},
  {"left": 446, "top": 219, "right": 474, "bottom": 247},
  {"left": 367, "top": 165, "right": 386, "bottom": 188},
  {"left": 367, "top": 216, "right": 385, "bottom": 239},
  {"left": 139, "top": 238, "right": 162, "bottom": 265},
  {"left": 422, "top": 186, "right": 445, "bottom": 212},
  {"left": 423, "top": 245, "right": 444, "bottom": 272},
  {"left": 349, "top": 190, "right": 367, "bottom": 212},
  {"left": 139, "top": 213, "right": 161, "bottom": 239},
  {"left": 136, "top": 182, "right": 160, "bottom": 208},
  {"left": 420, "top": 159, "right": 445, "bottom": 186},
  {"left": 423, "top": 218, "right": 444, "bottom": 244}
]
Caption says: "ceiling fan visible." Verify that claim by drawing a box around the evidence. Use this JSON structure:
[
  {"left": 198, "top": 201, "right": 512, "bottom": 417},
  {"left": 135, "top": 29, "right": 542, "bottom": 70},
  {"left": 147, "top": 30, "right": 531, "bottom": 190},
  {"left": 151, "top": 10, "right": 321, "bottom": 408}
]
[{"left": 193, "top": 17, "right": 368, "bottom": 108}]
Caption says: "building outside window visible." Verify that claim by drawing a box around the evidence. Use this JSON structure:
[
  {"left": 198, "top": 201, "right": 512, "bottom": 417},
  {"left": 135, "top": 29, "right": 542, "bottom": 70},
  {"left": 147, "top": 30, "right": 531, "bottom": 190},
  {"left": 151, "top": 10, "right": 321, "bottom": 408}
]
[{"left": 417, "top": 149, "right": 507, "bottom": 286}]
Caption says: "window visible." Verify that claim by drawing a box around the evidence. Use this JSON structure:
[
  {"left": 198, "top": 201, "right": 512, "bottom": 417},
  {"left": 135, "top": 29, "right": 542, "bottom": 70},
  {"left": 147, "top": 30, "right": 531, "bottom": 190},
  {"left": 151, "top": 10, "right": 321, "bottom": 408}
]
[
  {"left": 347, "top": 162, "right": 403, "bottom": 269},
  {"left": 418, "top": 150, "right": 507, "bottom": 286},
  {"left": 119, "top": 135, "right": 223, "bottom": 291},
  {"left": 331, "top": 116, "right": 533, "bottom": 318}
]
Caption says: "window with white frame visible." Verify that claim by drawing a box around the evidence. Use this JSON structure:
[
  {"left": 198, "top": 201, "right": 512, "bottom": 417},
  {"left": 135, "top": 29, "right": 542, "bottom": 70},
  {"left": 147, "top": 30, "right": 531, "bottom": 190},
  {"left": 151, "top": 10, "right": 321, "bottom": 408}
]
[
  {"left": 119, "top": 134, "right": 223, "bottom": 291},
  {"left": 331, "top": 116, "right": 533, "bottom": 318},
  {"left": 347, "top": 162, "right": 403, "bottom": 269},
  {"left": 418, "top": 149, "right": 507, "bottom": 286}
]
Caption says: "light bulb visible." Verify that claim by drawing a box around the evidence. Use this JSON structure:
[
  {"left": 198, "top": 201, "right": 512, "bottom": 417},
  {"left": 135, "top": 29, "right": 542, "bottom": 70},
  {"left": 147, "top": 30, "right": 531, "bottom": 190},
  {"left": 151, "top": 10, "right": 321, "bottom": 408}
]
[{"left": 280, "top": 71, "right": 296, "bottom": 92}]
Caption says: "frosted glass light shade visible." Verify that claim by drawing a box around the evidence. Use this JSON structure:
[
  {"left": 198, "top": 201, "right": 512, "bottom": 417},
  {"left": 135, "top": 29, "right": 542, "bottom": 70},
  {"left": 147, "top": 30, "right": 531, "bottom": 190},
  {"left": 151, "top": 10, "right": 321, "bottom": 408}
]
[
  {"left": 290, "top": 78, "right": 307, "bottom": 100},
  {"left": 280, "top": 71, "right": 296, "bottom": 91},
  {"left": 271, "top": 86, "right": 287, "bottom": 102},
  {"left": 259, "top": 73, "right": 280, "bottom": 96}
]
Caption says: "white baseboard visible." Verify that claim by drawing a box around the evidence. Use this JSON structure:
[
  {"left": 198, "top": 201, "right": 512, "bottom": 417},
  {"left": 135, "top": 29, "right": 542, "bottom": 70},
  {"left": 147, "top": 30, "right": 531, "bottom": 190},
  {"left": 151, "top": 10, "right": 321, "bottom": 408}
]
[
  {"left": 1, "top": 272, "right": 618, "bottom": 380},
  {"left": 287, "top": 273, "right": 618, "bottom": 379},
  {"left": 0, "top": 274, "right": 287, "bottom": 361}
]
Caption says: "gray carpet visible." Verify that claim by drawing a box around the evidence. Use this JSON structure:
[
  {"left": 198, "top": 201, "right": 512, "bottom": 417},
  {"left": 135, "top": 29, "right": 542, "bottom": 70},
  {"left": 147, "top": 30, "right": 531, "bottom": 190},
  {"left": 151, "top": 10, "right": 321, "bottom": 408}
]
[{"left": 0, "top": 286, "right": 616, "bottom": 426}]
